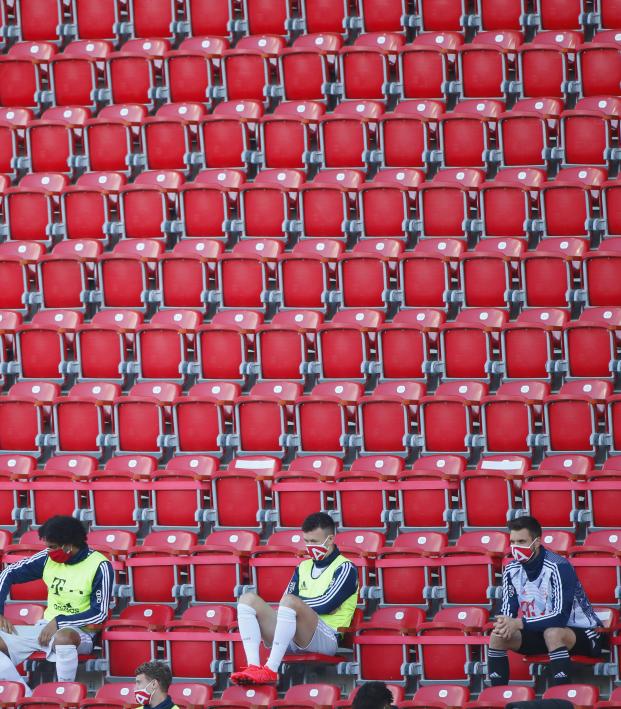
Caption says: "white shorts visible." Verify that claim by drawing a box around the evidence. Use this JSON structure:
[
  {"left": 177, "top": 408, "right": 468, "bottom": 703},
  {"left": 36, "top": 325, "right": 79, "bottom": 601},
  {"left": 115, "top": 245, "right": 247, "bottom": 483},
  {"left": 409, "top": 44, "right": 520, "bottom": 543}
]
[
  {"left": 287, "top": 618, "right": 339, "bottom": 656},
  {"left": 0, "top": 621, "right": 94, "bottom": 666}
]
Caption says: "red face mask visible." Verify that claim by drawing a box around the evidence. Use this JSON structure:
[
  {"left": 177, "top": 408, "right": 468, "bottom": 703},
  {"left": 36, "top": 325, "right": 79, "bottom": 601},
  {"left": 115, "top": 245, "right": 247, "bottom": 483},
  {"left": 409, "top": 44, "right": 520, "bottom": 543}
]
[
  {"left": 511, "top": 539, "right": 538, "bottom": 563},
  {"left": 305, "top": 536, "right": 332, "bottom": 562},
  {"left": 48, "top": 547, "right": 71, "bottom": 564}
]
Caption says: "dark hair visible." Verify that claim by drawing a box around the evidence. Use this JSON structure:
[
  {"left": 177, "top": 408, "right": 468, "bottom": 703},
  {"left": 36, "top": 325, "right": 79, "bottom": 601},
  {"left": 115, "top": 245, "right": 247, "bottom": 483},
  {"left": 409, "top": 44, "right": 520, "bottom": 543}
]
[
  {"left": 135, "top": 661, "right": 172, "bottom": 692},
  {"left": 301, "top": 512, "right": 335, "bottom": 535},
  {"left": 508, "top": 515, "right": 542, "bottom": 540},
  {"left": 352, "top": 681, "right": 394, "bottom": 709},
  {"left": 38, "top": 516, "right": 87, "bottom": 548}
]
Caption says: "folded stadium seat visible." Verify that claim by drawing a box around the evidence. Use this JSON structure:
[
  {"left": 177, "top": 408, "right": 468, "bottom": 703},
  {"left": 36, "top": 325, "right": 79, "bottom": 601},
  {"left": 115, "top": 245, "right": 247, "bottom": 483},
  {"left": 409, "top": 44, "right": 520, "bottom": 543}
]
[
  {"left": 583, "top": 238, "right": 621, "bottom": 306},
  {"left": 357, "top": 381, "right": 425, "bottom": 457},
  {"left": 402, "top": 684, "right": 470, "bottom": 709},
  {"left": 577, "top": 31, "right": 621, "bottom": 97},
  {"left": 271, "top": 684, "right": 341, "bottom": 708},
  {"left": 0, "top": 108, "right": 32, "bottom": 179},
  {"left": 206, "top": 686, "right": 277, "bottom": 708},
  {"left": 351, "top": 607, "right": 425, "bottom": 682},
  {"left": 337, "top": 686, "right": 406, "bottom": 709},
  {"left": 375, "top": 531, "right": 446, "bottom": 607},
  {"left": 318, "top": 100, "right": 384, "bottom": 170},
  {"left": 0, "top": 41, "right": 57, "bottom": 109},
  {"left": 84, "top": 104, "right": 148, "bottom": 174},
  {"left": 2, "top": 530, "right": 48, "bottom": 601},
  {"left": 539, "top": 452, "right": 593, "bottom": 476},
  {"left": 221, "top": 35, "right": 285, "bottom": 103},
  {"left": 335, "top": 239, "right": 403, "bottom": 308},
  {"left": 96, "top": 239, "right": 163, "bottom": 310},
  {"left": 15, "top": 309, "right": 82, "bottom": 384},
  {"left": 465, "top": 685, "right": 535, "bottom": 709},
  {"left": 2, "top": 173, "right": 68, "bottom": 246},
  {"left": 12, "top": 0, "right": 71, "bottom": 41},
  {"left": 394, "top": 463, "right": 459, "bottom": 533},
  {"left": 107, "top": 38, "right": 170, "bottom": 108},
  {"left": 418, "top": 381, "right": 488, "bottom": 456},
  {"left": 125, "top": 530, "right": 197, "bottom": 605},
  {"left": 416, "top": 168, "right": 485, "bottom": 241},
  {"left": 163, "top": 37, "right": 228, "bottom": 106},
  {"left": 457, "top": 238, "right": 524, "bottom": 309},
  {"left": 215, "top": 239, "right": 282, "bottom": 311},
  {"left": 458, "top": 31, "right": 522, "bottom": 101},
  {"left": 238, "top": 169, "right": 305, "bottom": 240},
  {"left": 378, "top": 309, "right": 445, "bottom": 381},
  {"left": 80, "top": 682, "right": 149, "bottom": 709},
  {"left": 74, "top": 310, "right": 142, "bottom": 384},
  {"left": 437, "top": 532, "right": 508, "bottom": 608},
  {"left": 112, "top": 381, "right": 181, "bottom": 457},
  {"left": 188, "top": 529, "right": 259, "bottom": 604},
  {"left": 437, "top": 99, "right": 504, "bottom": 171},
  {"left": 211, "top": 456, "right": 280, "bottom": 531},
  {"left": 3, "top": 604, "right": 45, "bottom": 628},
  {"left": 168, "top": 683, "right": 214, "bottom": 709},
  {"left": 397, "top": 32, "right": 463, "bottom": 103},
  {"left": 337, "top": 32, "right": 404, "bottom": 102},
  {"left": 560, "top": 307, "right": 621, "bottom": 380},
  {"left": 518, "top": 30, "right": 583, "bottom": 100},
  {"left": 358, "top": 168, "right": 424, "bottom": 241},
  {"left": 543, "top": 379, "right": 612, "bottom": 455},
  {"left": 470, "top": 0, "right": 524, "bottom": 32},
  {"left": 0, "top": 381, "right": 59, "bottom": 456},
  {"left": 179, "top": 169, "right": 245, "bottom": 242},
  {"left": 520, "top": 238, "right": 587, "bottom": 308},
  {"left": 523, "top": 466, "right": 590, "bottom": 531},
  {"left": 479, "top": 168, "right": 546, "bottom": 242},
  {"left": 459, "top": 453, "right": 529, "bottom": 530},
  {"left": 596, "top": 686, "right": 621, "bottom": 709},
  {"left": 543, "top": 685, "right": 599, "bottom": 709},
  {"left": 129, "top": 0, "right": 185, "bottom": 41},
  {"left": 333, "top": 466, "right": 400, "bottom": 533},
  {"left": 239, "top": 0, "right": 301, "bottom": 37},
  {"left": 499, "top": 308, "right": 568, "bottom": 382},
  {"left": 299, "top": 0, "right": 361, "bottom": 35},
  {"left": 600, "top": 178, "right": 621, "bottom": 239},
  {"left": 51, "top": 382, "right": 119, "bottom": 456},
  {"left": 299, "top": 169, "right": 364, "bottom": 240},
  {"left": 378, "top": 100, "right": 445, "bottom": 169},
  {"left": 102, "top": 604, "right": 175, "bottom": 678},
  {"left": 315, "top": 308, "right": 384, "bottom": 382},
  {"left": 560, "top": 97, "right": 621, "bottom": 169},
  {"left": 172, "top": 379, "right": 238, "bottom": 450},
  {"left": 598, "top": 1, "right": 621, "bottom": 28},
  {"left": 231, "top": 381, "right": 301, "bottom": 457},
  {"left": 414, "top": 606, "right": 489, "bottom": 685},
  {"left": 528, "top": 0, "right": 593, "bottom": 30},
  {"left": 277, "top": 33, "right": 342, "bottom": 102},
  {"left": 195, "top": 310, "right": 263, "bottom": 383},
  {"left": 277, "top": 238, "right": 343, "bottom": 310},
  {"left": 0, "top": 242, "right": 43, "bottom": 313},
  {"left": 438, "top": 308, "right": 508, "bottom": 381},
  {"left": 71, "top": 0, "right": 129, "bottom": 42},
  {"left": 258, "top": 101, "right": 324, "bottom": 171},
  {"left": 59, "top": 172, "right": 126, "bottom": 245},
  {"left": 248, "top": 529, "right": 307, "bottom": 603},
  {"left": 255, "top": 310, "right": 323, "bottom": 382},
  {"left": 334, "top": 526, "right": 386, "bottom": 594},
  {"left": 608, "top": 393, "right": 621, "bottom": 454},
  {"left": 398, "top": 239, "right": 463, "bottom": 310},
  {"left": 140, "top": 103, "right": 206, "bottom": 173},
  {"left": 119, "top": 170, "right": 185, "bottom": 242},
  {"left": 569, "top": 545, "right": 621, "bottom": 607},
  {"left": 0, "top": 311, "right": 22, "bottom": 387},
  {"left": 49, "top": 41, "right": 111, "bottom": 109},
  {"left": 17, "top": 683, "right": 87, "bottom": 709},
  {"left": 497, "top": 97, "right": 562, "bottom": 169},
  {"left": 588, "top": 458, "right": 621, "bottom": 529},
  {"left": 36, "top": 239, "right": 102, "bottom": 311},
  {"left": 480, "top": 380, "right": 548, "bottom": 455},
  {"left": 199, "top": 99, "right": 264, "bottom": 170},
  {"left": 294, "top": 381, "right": 364, "bottom": 456}
]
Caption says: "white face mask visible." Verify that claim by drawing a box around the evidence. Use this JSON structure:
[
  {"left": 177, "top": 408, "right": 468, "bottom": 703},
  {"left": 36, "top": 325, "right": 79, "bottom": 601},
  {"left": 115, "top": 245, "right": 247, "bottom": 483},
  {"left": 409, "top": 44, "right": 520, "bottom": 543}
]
[{"left": 511, "top": 538, "right": 539, "bottom": 563}]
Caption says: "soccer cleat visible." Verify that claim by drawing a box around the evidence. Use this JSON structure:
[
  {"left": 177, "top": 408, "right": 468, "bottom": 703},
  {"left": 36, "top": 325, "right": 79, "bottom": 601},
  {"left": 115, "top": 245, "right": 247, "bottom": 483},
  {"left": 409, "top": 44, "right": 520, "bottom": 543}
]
[{"left": 231, "top": 664, "right": 278, "bottom": 685}]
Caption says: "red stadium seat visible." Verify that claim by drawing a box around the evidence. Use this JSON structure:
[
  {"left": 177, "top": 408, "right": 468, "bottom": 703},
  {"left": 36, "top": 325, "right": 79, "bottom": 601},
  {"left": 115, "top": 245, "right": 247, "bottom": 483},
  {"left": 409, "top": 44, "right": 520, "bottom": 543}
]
[
  {"left": 222, "top": 35, "right": 285, "bottom": 103},
  {"left": 338, "top": 32, "right": 404, "bottom": 101},
  {"left": 0, "top": 242, "right": 44, "bottom": 313},
  {"left": 141, "top": 103, "right": 206, "bottom": 173},
  {"left": 199, "top": 100, "right": 264, "bottom": 170},
  {"left": 521, "top": 238, "right": 587, "bottom": 308},
  {"left": 517, "top": 31, "right": 582, "bottom": 99},
  {"left": 50, "top": 41, "right": 111, "bottom": 109},
  {"left": 458, "top": 31, "right": 522, "bottom": 100},
  {"left": 560, "top": 97, "right": 621, "bottom": 168},
  {"left": 84, "top": 104, "right": 148, "bottom": 174},
  {"left": 378, "top": 100, "right": 445, "bottom": 169},
  {"left": 164, "top": 37, "right": 229, "bottom": 105},
  {"left": 107, "top": 39, "right": 170, "bottom": 107},
  {"left": 259, "top": 102, "right": 325, "bottom": 170},
  {"left": 398, "top": 32, "right": 463, "bottom": 102},
  {"left": 0, "top": 108, "right": 32, "bottom": 178},
  {"left": 278, "top": 34, "right": 342, "bottom": 102},
  {"left": 299, "top": 169, "right": 364, "bottom": 240},
  {"left": 577, "top": 32, "right": 621, "bottom": 97},
  {"left": 0, "top": 42, "right": 56, "bottom": 109}
]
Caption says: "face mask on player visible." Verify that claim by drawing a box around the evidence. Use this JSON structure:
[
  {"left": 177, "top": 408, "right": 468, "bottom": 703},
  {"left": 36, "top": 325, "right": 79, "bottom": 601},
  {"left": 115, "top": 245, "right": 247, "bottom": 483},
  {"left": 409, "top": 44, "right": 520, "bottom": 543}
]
[
  {"left": 511, "top": 538, "right": 539, "bottom": 563},
  {"left": 306, "top": 536, "right": 332, "bottom": 562},
  {"left": 48, "top": 546, "right": 71, "bottom": 564},
  {"left": 134, "top": 681, "right": 156, "bottom": 706}
]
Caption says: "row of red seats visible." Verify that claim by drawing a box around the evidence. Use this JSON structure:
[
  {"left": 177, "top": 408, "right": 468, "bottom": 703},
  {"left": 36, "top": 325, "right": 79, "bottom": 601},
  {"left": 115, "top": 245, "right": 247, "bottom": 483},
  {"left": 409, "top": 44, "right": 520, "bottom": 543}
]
[
  {"left": 0, "top": 31, "right": 619, "bottom": 111},
  {"left": 3, "top": 94, "right": 621, "bottom": 181}
]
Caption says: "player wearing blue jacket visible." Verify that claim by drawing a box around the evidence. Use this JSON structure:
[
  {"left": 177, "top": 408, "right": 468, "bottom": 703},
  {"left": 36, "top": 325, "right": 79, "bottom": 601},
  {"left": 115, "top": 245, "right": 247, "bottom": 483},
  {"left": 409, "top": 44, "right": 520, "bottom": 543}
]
[{"left": 488, "top": 516, "right": 602, "bottom": 686}]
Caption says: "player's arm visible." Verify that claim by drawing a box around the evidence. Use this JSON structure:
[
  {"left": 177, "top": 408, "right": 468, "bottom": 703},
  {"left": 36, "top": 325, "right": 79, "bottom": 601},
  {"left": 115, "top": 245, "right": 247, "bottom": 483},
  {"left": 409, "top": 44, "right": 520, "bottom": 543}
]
[
  {"left": 500, "top": 566, "right": 519, "bottom": 619},
  {"left": 54, "top": 560, "right": 114, "bottom": 630},
  {"left": 0, "top": 550, "right": 48, "bottom": 632},
  {"left": 521, "top": 561, "right": 575, "bottom": 631},
  {"left": 300, "top": 562, "right": 358, "bottom": 615}
]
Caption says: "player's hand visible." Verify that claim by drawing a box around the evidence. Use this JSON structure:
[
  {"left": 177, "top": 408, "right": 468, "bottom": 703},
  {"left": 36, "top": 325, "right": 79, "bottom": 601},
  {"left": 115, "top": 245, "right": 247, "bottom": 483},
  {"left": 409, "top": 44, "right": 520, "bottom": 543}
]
[
  {"left": 0, "top": 615, "right": 15, "bottom": 634},
  {"left": 493, "top": 616, "right": 513, "bottom": 639},
  {"left": 37, "top": 619, "right": 57, "bottom": 647}
]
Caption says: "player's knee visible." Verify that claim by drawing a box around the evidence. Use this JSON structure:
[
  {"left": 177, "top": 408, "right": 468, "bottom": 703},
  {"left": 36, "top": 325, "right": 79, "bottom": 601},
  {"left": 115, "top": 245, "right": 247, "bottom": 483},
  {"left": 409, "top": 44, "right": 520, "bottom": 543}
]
[
  {"left": 0, "top": 638, "right": 8, "bottom": 655},
  {"left": 238, "top": 591, "right": 260, "bottom": 608},
  {"left": 280, "top": 594, "right": 304, "bottom": 610},
  {"left": 53, "top": 629, "right": 80, "bottom": 647},
  {"left": 543, "top": 627, "right": 567, "bottom": 648},
  {"left": 489, "top": 634, "right": 510, "bottom": 650}
]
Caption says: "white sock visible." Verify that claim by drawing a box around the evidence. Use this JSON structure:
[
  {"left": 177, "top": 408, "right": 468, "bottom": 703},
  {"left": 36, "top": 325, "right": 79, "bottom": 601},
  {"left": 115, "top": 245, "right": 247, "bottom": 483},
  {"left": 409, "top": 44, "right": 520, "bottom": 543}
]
[
  {"left": 54, "top": 645, "right": 78, "bottom": 682},
  {"left": 0, "top": 652, "right": 31, "bottom": 695},
  {"left": 266, "top": 606, "right": 297, "bottom": 673},
  {"left": 237, "top": 603, "right": 261, "bottom": 667}
]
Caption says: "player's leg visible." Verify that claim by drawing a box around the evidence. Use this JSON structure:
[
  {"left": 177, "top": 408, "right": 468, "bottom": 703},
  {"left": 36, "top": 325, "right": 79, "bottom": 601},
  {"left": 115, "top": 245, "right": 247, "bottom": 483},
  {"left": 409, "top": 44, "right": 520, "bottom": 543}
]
[
  {"left": 50, "top": 628, "right": 82, "bottom": 682},
  {"left": 235, "top": 592, "right": 278, "bottom": 670},
  {"left": 487, "top": 629, "right": 524, "bottom": 686},
  {"left": 263, "top": 594, "right": 319, "bottom": 674},
  {"left": 0, "top": 628, "right": 42, "bottom": 694},
  {"left": 543, "top": 627, "right": 577, "bottom": 686}
]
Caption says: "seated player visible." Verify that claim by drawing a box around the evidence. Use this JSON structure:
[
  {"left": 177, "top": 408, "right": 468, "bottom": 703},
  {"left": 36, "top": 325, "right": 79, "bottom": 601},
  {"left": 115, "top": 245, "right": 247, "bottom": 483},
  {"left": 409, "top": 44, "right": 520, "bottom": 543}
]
[
  {"left": 231, "top": 512, "right": 358, "bottom": 685},
  {"left": 488, "top": 515, "right": 603, "bottom": 686}
]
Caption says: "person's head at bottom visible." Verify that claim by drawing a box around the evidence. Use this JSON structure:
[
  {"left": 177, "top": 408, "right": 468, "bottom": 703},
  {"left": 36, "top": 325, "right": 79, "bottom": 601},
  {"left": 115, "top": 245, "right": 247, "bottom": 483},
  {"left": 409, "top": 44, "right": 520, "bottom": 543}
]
[
  {"left": 352, "top": 681, "right": 394, "bottom": 709},
  {"left": 135, "top": 661, "right": 172, "bottom": 708},
  {"left": 38, "top": 515, "right": 88, "bottom": 563}
]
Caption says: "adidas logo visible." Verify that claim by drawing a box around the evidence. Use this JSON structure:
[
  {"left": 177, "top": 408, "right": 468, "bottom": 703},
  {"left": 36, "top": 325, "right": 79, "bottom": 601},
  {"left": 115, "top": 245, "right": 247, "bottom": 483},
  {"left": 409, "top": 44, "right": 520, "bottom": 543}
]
[
  {"left": 554, "top": 672, "right": 568, "bottom": 679},
  {"left": 490, "top": 673, "right": 501, "bottom": 679}
]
